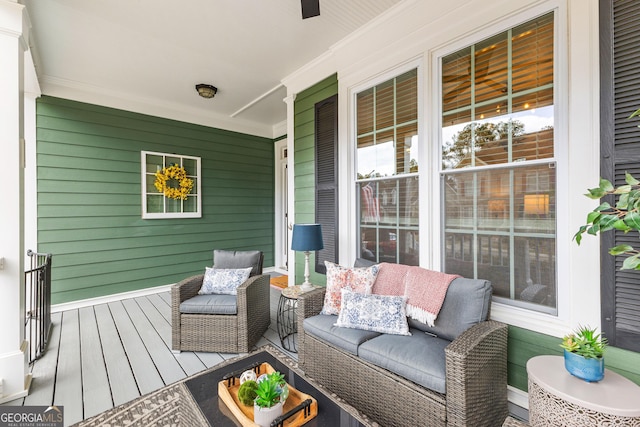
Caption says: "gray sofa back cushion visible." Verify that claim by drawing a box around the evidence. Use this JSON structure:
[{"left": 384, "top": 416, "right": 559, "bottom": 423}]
[
  {"left": 213, "top": 250, "right": 263, "bottom": 277},
  {"left": 354, "top": 258, "right": 377, "bottom": 268},
  {"left": 408, "top": 277, "right": 492, "bottom": 341}
]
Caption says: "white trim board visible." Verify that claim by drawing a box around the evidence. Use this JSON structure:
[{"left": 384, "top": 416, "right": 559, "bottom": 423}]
[{"left": 51, "top": 284, "right": 175, "bottom": 313}]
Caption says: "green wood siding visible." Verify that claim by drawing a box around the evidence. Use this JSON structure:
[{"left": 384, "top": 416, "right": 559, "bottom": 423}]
[
  {"left": 293, "top": 75, "right": 338, "bottom": 285},
  {"left": 36, "top": 96, "right": 275, "bottom": 304},
  {"left": 508, "top": 326, "right": 640, "bottom": 391}
]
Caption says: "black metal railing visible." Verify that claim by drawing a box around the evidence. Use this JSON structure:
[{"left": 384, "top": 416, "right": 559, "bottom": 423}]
[{"left": 24, "top": 250, "right": 52, "bottom": 363}]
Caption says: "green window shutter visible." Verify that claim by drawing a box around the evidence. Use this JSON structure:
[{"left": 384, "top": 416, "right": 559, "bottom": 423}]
[
  {"left": 600, "top": 0, "right": 640, "bottom": 352},
  {"left": 315, "top": 95, "right": 338, "bottom": 274}
]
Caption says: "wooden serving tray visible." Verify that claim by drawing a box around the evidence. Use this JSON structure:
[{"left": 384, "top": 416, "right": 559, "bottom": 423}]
[{"left": 218, "top": 361, "right": 318, "bottom": 427}]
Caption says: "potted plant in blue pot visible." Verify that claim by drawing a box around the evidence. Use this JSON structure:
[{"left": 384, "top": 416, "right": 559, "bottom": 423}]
[{"left": 560, "top": 325, "right": 607, "bottom": 382}]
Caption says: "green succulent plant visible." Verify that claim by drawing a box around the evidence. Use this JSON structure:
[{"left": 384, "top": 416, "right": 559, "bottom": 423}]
[
  {"left": 254, "top": 372, "right": 286, "bottom": 408},
  {"left": 560, "top": 325, "right": 607, "bottom": 359}
]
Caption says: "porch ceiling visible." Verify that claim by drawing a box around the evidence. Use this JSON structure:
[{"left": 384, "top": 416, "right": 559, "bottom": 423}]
[{"left": 21, "top": 0, "right": 403, "bottom": 137}]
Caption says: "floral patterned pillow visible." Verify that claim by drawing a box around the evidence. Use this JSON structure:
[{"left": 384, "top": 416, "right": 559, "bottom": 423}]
[
  {"left": 335, "top": 289, "right": 411, "bottom": 335},
  {"left": 320, "top": 261, "right": 379, "bottom": 315},
  {"left": 198, "top": 267, "right": 253, "bottom": 295}
]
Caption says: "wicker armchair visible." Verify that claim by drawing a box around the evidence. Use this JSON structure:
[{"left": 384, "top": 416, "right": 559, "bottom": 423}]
[{"left": 171, "top": 250, "right": 270, "bottom": 353}]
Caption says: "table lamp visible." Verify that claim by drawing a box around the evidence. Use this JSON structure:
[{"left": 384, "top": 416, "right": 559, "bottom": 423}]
[{"left": 291, "top": 224, "right": 324, "bottom": 291}]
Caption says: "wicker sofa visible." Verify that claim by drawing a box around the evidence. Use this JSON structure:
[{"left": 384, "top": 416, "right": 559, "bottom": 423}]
[{"left": 296, "top": 261, "right": 508, "bottom": 427}]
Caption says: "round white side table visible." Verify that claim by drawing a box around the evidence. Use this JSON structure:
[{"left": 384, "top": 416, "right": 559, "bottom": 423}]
[{"left": 527, "top": 355, "right": 640, "bottom": 426}]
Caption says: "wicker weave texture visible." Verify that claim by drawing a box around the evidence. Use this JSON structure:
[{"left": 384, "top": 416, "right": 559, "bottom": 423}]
[
  {"left": 503, "top": 416, "right": 529, "bottom": 427},
  {"left": 298, "top": 290, "right": 508, "bottom": 427},
  {"left": 171, "top": 273, "right": 270, "bottom": 353}
]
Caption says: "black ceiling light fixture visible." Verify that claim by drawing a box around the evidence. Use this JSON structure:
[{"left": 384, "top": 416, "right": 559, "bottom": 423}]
[
  {"left": 301, "top": 0, "right": 320, "bottom": 19},
  {"left": 195, "top": 84, "right": 217, "bottom": 99}
]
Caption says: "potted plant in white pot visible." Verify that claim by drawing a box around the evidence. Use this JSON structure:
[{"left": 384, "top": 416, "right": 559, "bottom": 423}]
[
  {"left": 252, "top": 371, "right": 288, "bottom": 427},
  {"left": 560, "top": 325, "right": 607, "bottom": 382}
]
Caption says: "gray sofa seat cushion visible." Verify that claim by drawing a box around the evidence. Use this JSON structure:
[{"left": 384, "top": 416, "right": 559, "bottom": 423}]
[
  {"left": 408, "top": 277, "right": 492, "bottom": 341},
  {"left": 180, "top": 294, "right": 237, "bottom": 315},
  {"left": 303, "top": 314, "right": 381, "bottom": 355},
  {"left": 213, "top": 249, "right": 263, "bottom": 277},
  {"left": 357, "top": 328, "right": 450, "bottom": 394}
]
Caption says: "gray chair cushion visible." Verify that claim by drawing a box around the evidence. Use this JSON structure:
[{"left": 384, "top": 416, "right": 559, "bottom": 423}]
[
  {"left": 358, "top": 328, "right": 450, "bottom": 394},
  {"left": 408, "top": 277, "right": 492, "bottom": 341},
  {"left": 179, "top": 294, "right": 237, "bottom": 315},
  {"left": 303, "top": 314, "right": 381, "bottom": 355},
  {"left": 213, "top": 250, "right": 263, "bottom": 277}
]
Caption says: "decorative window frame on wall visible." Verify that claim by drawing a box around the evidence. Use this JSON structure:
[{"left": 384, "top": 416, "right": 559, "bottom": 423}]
[{"left": 141, "top": 151, "right": 202, "bottom": 219}]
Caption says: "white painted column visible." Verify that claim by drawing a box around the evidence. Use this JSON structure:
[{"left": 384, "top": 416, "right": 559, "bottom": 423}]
[
  {"left": 284, "top": 93, "right": 296, "bottom": 286},
  {"left": 0, "top": 0, "right": 31, "bottom": 403}
]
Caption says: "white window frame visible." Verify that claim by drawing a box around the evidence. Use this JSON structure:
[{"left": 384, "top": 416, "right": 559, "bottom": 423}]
[
  {"left": 430, "top": 3, "right": 570, "bottom": 334},
  {"left": 141, "top": 150, "right": 202, "bottom": 219},
  {"left": 349, "top": 60, "right": 424, "bottom": 266}
]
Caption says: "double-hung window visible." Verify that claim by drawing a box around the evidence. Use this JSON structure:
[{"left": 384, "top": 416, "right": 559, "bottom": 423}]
[
  {"left": 355, "top": 68, "right": 419, "bottom": 265},
  {"left": 440, "top": 12, "right": 557, "bottom": 313}
]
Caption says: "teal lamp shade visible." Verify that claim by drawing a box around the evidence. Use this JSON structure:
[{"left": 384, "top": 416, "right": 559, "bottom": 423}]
[
  {"left": 291, "top": 224, "right": 324, "bottom": 252},
  {"left": 291, "top": 224, "right": 323, "bottom": 290}
]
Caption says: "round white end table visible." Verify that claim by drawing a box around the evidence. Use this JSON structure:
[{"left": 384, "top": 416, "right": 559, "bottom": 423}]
[{"left": 527, "top": 355, "right": 640, "bottom": 426}]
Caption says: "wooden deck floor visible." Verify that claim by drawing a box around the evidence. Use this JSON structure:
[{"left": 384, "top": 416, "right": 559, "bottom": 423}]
[{"left": 3, "top": 287, "right": 293, "bottom": 426}]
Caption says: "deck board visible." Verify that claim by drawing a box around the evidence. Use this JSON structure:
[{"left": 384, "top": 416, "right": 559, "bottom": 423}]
[
  {"left": 107, "top": 301, "right": 165, "bottom": 395},
  {"left": 93, "top": 303, "right": 140, "bottom": 407},
  {"left": 121, "top": 298, "right": 186, "bottom": 385},
  {"left": 53, "top": 310, "right": 83, "bottom": 425},
  {"left": 21, "top": 312, "right": 62, "bottom": 407},
  {"left": 2, "top": 287, "right": 290, "bottom": 427},
  {"left": 135, "top": 296, "right": 207, "bottom": 376},
  {"left": 78, "top": 306, "right": 113, "bottom": 419}
]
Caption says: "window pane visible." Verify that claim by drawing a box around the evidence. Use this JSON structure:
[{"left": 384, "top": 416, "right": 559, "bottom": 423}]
[
  {"left": 397, "top": 69, "right": 418, "bottom": 124},
  {"left": 512, "top": 13, "right": 554, "bottom": 93},
  {"left": 146, "top": 154, "right": 163, "bottom": 173},
  {"left": 442, "top": 47, "right": 472, "bottom": 113},
  {"left": 442, "top": 163, "right": 557, "bottom": 312},
  {"left": 356, "top": 68, "right": 418, "bottom": 267},
  {"left": 357, "top": 136, "right": 394, "bottom": 178},
  {"left": 184, "top": 195, "right": 197, "bottom": 213},
  {"left": 376, "top": 80, "right": 395, "bottom": 129},
  {"left": 146, "top": 174, "right": 159, "bottom": 193},
  {"left": 358, "top": 178, "right": 419, "bottom": 265},
  {"left": 166, "top": 198, "right": 181, "bottom": 213},
  {"left": 357, "top": 88, "right": 374, "bottom": 135},
  {"left": 147, "top": 195, "right": 163, "bottom": 213},
  {"left": 397, "top": 124, "right": 418, "bottom": 174},
  {"left": 183, "top": 158, "right": 197, "bottom": 175},
  {"left": 166, "top": 156, "right": 180, "bottom": 167},
  {"left": 475, "top": 33, "right": 509, "bottom": 104}
]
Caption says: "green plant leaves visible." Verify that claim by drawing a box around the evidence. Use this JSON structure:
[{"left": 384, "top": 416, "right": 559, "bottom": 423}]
[
  {"left": 576, "top": 172, "right": 640, "bottom": 269},
  {"left": 621, "top": 253, "right": 640, "bottom": 270}
]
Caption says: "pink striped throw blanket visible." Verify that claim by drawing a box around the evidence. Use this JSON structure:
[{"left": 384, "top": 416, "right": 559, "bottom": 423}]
[
  {"left": 404, "top": 266, "right": 460, "bottom": 327},
  {"left": 373, "top": 263, "right": 460, "bottom": 327},
  {"left": 371, "top": 263, "right": 409, "bottom": 296}
]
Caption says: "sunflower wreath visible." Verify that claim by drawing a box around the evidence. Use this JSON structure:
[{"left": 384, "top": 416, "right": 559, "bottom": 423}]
[{"left": 154, "top": 164, "right": 194, "bottom": 201}]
